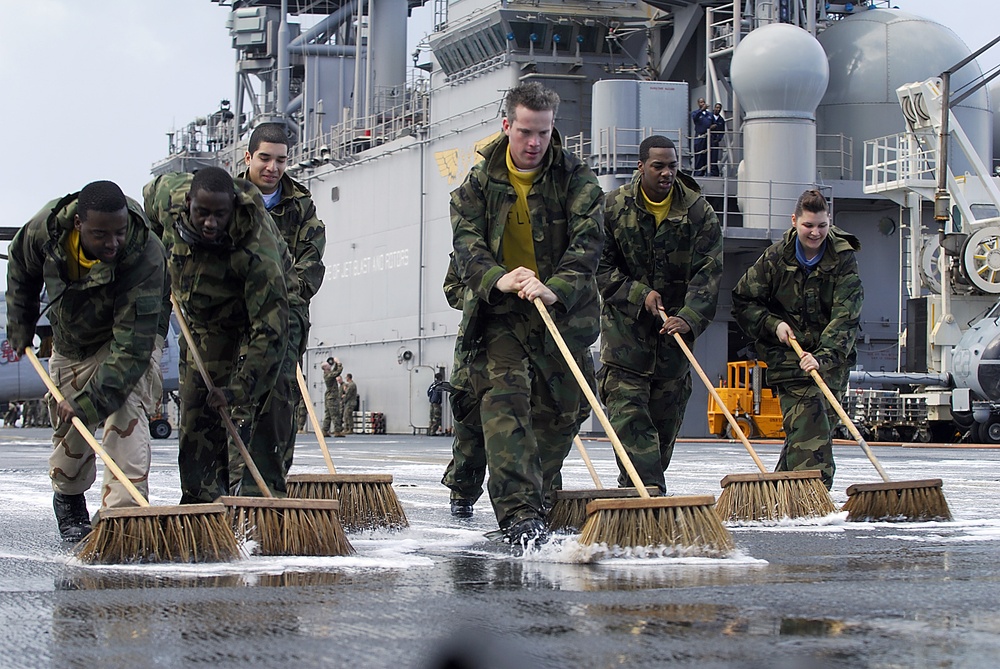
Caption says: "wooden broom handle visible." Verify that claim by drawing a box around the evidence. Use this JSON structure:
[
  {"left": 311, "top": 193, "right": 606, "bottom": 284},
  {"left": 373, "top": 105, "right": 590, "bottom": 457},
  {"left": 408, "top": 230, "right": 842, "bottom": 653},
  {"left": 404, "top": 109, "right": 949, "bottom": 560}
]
[
  {"left": 788, "top": 336, "right": 891, "bottom": 482},
  {"left": 25, "top": 347, "right": 150, "bottom": 507},
  {"left": 573, "top": 435, "right": 603, "bottom": 489},
  {"left": 658, "top": 309, "right": 767, "bottom": 473},
  {"left": 295, "top": 363, "right": 337, "bottom": 474},
  {"left": 533, "top": 298, "right": 649, "bottom": 497},
  {"left": 170, "top": 296, "right": 274, "bottom": 498}
]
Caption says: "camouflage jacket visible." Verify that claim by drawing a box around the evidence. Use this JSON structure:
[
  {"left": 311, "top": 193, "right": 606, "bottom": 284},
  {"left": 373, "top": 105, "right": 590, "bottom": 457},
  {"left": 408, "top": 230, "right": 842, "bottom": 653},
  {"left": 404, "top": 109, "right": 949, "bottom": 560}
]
[
  {"left": 732, "top": 226, "right": 863, "bottom": 386},
  {"left": 450, "top": 129, "right": 604, "bottom": 354},
  {"left": 598, "top": 171, "right": 722, "bottom": 376},
  {"left": 6, "top": 193, "right": 170, "bottom": 424},
  {"left": 323, "top": 360, "right": 342, "bottom": 398},
  {"left": 143, "top": 172, "right": 290, "bottom": 407},
  {"left": 238, "top": 170, "right": 326, "bottom": 313},
  {"left": 341, "top": 379, "right": 357, "bottom": 407}
]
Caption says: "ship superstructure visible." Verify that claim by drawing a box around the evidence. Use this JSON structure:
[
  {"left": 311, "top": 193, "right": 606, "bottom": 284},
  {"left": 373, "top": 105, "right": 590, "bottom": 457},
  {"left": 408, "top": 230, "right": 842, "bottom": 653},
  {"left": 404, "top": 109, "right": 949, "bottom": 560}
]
[{"left": 154, "top": 0, "right": 996, "bottom": 438}]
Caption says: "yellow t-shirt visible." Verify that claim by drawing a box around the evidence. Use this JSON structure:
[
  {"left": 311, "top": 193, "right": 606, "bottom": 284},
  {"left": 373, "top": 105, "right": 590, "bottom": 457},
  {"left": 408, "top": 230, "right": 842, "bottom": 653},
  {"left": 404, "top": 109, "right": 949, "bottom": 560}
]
[
  {"left": 501, "top": 145, "right": 539, "bottom": 276},
  {"left": 64, "top": 229, "right": 99, "bottom": 281},
  {"left": 641, "top": 186, "right": 674, "bottom": 227}
]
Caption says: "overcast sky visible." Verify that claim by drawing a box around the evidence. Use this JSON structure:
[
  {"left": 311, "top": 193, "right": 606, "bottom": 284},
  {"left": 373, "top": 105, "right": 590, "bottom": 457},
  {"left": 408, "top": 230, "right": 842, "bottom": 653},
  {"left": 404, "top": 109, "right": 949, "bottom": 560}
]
[{"left": 0, "top": 0, "right": 995, "bottom": 284}]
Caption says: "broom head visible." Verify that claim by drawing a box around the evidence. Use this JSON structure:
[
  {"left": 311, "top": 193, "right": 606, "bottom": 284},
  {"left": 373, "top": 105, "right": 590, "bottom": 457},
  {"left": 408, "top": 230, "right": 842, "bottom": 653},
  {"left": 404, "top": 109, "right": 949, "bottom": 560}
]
[
  {"left": 287, "top": 473, "right": 408, "bottom": 532},
  {"left": 715, "top": 471, "right": 837, "bottom": 522},
  {"left": 842, "top": 478, "right": 952, "bottom": 522},
  {"left": 549, "top": 487, "right": 660, "bottom": 532},
  {"left": 74, "top": 503, "right": 240, "bottom": 564},
  {"left": 578, "top": 495, "right": 735, "bottom": 556},
  {"left": 219, "top": 496, "right": 355, "bottom": 556}
]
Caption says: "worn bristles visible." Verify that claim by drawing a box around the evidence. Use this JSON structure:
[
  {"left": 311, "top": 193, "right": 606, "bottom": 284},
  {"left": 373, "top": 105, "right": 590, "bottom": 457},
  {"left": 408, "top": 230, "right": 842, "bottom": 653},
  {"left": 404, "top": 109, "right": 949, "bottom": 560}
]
[
  {"left": 578, "top": 503, "right": 734, "bottom": 556},
  {"left": 288, "top": 476, "right": 408, "bottom": 532},
  {"left": 715, "top": 478, "right": 837, "bottom": 522},
  {"left": 335, "top": 481, "right": 408, "bottom": 532},
  {"left": 843, "top": 485, "right": 952, "bottom": 522},
  {"left": 547, "top": 498, "right": 589, "bottom": 532},
  {"left": 229, "top": 506, "right": 355, "bottom": 556},
  {"left": 74, "top": 513, "right": 240, "bottom": 564}
]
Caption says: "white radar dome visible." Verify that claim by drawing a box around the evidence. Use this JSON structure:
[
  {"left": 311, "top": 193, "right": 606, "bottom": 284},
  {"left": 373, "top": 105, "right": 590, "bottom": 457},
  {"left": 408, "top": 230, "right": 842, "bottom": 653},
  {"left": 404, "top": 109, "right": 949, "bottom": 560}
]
[{"left": 731, "top": 22, "right": 829, "bottom": 119}]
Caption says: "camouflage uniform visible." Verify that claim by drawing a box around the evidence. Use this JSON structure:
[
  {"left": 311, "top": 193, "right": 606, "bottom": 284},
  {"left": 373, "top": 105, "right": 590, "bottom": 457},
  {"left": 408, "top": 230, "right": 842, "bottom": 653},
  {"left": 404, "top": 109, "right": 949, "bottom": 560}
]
[
  {"left": 732, "top": 226, "right": 863, "bottom": 489},
  {"left": 440, "top": 256, "right": 597, "bottom": 507},
  {"left": 321, "top": 360, "right": 343, "bottom": 435},
  {"left": 6, "top": 192, "right": 169, "bottom": 509},
  {"left": 341, "top": 377, "right": 358, "bottom": 434},
  {"left": 451, "top": 129, "right": 604, "bottom": 531},
  {"left": 143, "top": 173, "right": 290, "bottom": 502},
  {"left": 597, "top": 171, "right": 722, "bottom": 492},
  {"left": 235, "top": 170, "right": 325, "bottom": 474}
]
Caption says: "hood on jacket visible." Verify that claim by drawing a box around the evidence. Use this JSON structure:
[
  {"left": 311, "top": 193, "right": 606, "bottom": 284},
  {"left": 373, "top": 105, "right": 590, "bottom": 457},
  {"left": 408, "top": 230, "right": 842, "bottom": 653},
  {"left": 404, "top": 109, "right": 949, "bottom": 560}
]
[
  {"left": 476, "top": 127, "right": 568, "bottom": 181},
  {"left": 623, "top": 169, "right": 703, "bottom": 218},
  {"left": 778, "top": 224, "right": 861, "bottom": 268}
]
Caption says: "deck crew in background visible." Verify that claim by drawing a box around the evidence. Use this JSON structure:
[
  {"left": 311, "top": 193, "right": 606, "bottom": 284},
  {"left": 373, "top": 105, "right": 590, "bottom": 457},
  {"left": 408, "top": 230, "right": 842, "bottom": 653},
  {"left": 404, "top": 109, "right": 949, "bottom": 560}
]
[
  {"left": 597, "top": 135, "right": 723, "bottom": 493},
  {"left": 731, "top": 189, "right": 863, "bottom": 489},
  {"left": 143, "top": 167, "right": 290, "bottom": 502},
  {"left": 340, "top": 373, "right": 357, "bottom": 435},
  {"left": 709, "top": 103, "right": 726, "bottom": 177},
  {"left": 321, "top": 357, "right": 343, "bottom": 436},
  {"left": 427, "top": 372, "right": 445, "bottom": 436},
  {"left": 450, "top": 82, "right": 604, "bottom": 545},
  {"left": 690, "top": 98, "right": 713, "bottom": 176},
  {"left": 6, "top": 180, "right": 169, "bottom": 541},
  {"left": 230, "top": 122, "right": 326, "bottom": 481}
]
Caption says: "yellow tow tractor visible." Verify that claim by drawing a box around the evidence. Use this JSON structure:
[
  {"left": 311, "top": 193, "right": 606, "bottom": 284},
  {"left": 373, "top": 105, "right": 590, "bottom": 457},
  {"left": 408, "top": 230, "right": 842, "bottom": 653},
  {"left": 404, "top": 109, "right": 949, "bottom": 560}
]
[{"left": 707, "top": 360, "right": 785, "bottom": 439}]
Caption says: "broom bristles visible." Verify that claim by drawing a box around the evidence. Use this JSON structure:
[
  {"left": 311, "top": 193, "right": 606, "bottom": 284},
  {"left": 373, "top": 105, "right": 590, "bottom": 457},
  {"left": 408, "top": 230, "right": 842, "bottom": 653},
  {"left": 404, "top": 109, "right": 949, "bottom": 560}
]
[
  {"left": 287, "top": 474, "right": 408, "bottom": 532},
  {"left": 578, "top": 496, "right": 735, "bottom": 556},
  {"left": 220, "top": 497, "right": 355, "bottom": 556},
  {"left": 74, "top": 503, "right": 240, "bottom": 564},
  {"left": 842, "top": 479, "right": 952, "bottom": 522},
  {"left": 548, "top": 487, "right": 660, "bottom": 532},
  {"left": 715, "top": 472, "right": 837, "bottom": 522}
]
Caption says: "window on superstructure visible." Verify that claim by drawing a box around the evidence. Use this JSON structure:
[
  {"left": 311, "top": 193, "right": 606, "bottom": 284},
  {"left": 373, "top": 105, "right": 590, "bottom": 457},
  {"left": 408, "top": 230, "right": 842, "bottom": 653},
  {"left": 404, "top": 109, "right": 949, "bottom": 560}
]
[{"left": 509, "top": 22, "right": 548, "bottom": 50}]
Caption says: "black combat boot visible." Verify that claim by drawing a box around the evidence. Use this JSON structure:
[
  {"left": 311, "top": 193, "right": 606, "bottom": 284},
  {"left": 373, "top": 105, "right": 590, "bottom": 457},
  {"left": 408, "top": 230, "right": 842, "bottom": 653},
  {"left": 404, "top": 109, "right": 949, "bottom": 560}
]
[
  {"left": 450, "top": 498, "right": 474, "bottom": 518},
  {"left": 53, "top": 493, "right": 92, "bottom": 542}
]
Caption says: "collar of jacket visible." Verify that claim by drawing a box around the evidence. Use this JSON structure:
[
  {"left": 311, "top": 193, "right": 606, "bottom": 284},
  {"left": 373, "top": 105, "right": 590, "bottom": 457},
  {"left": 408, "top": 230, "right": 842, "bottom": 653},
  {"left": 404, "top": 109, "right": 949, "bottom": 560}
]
[
  {"left": 477, "top": 127, "right": 568, "bottom": 183},
  {"left": 624, "top": 169, "right": 702, "bottom": 218},
  {"left": 44, "top": 193, "right": 152, "bottom": 272},
  {"left": 778, "top": 225, "right": 861, "bottom": 271}
]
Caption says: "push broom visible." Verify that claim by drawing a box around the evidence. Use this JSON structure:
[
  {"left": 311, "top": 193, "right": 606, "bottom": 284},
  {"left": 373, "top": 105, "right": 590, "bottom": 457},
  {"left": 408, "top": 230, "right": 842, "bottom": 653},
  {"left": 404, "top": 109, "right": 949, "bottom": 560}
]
[
  {"left": 25, "top": 347, "right": 239, "bottom": 564},
  {"left": 534, "top": 299, "right": 733, "bottom": 555},
  {"left": 661, "top": 311, "right": 836, "bottom": 522},
  {"left": 172, "top": 297, "right": 354, "bottom": 555},
  {"left": 789, "top": 337, "right": 951, "bottom": 521},
  {"left": 548, "top": 435, "right": 660, "bottom": 532},
  {"left": 286, "top": 363, "right": 408, "bottom": 532}
]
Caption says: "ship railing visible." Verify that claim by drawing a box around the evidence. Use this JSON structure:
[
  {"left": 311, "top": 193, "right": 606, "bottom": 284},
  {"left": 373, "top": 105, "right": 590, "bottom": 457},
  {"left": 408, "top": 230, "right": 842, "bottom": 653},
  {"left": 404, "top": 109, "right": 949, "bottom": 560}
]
[
  {"left": 290, "top": 79, "right": 431, "bottom": 168},
  {"left": 863, "top": 132, "right": 937, "bottom": 195}
]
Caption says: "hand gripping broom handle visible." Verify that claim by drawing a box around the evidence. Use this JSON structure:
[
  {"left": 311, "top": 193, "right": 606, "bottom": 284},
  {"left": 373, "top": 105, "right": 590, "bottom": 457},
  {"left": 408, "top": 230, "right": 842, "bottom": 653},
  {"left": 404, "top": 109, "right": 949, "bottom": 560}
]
[
  {"left": 295, "top": 363, "right": 338, "bottom": 475},
  {"left": 170, "top": 296, "right": 274, "bottom": 498},
  {"left": 787, "top": 336, "right": 891, "bottom": 483},
  {"left": 533, "top": 298, "right": 649, "bottom": 498},
  {"left": 657, "top": 310, "right": 767, "bottom": 473},
  {"left": 574, "top": 435, "right": 604, "bottom": 489},
  {"left": 24, "top": 347, "right": 150, "bottom": 507}
]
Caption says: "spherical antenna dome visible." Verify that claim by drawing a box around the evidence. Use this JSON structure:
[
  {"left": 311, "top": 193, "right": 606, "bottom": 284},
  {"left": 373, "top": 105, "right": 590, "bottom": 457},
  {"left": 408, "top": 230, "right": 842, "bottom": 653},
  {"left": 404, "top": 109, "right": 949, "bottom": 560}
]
[
  {"left": 731, "top": 22, "right": 829, "bottom": 118},
  {"left": 816, "top": 9, "right": 991, "bottom": 178}
]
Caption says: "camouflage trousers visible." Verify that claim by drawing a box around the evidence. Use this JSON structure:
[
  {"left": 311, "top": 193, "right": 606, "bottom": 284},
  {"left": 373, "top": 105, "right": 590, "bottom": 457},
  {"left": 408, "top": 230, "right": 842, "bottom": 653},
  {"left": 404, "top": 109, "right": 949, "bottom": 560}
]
[
  {"left": 47, "top": 340, "right": 163, "bottom": 509},
  {"left": 598, "top": 363, "right": 692, "bottom": 493},
  {"left": 441, "top": 385, "right": 486, "bottom": 503},
  {"left": 321, "top": 391, "right": 342, "bottom": 435},
  {"left": 428, "top": 402, "right": 442, "bottom": 435},
  {"left": 775, "top": 380, "right": 840, "bottom": 489},
  {"left": 229, "top": 310, "right": 304, "bottom": 489},
  {"left": 441, "top": 348, "right": 596, "bottom": 505},
  {"left": 178, "top": 330, "right": 286, "bottom": 503},
  {"left": 471, "top": 312, "right": 587, "bottom": 530},
  {"left": 295, "top": 396, "right": 308, "bottom": 432}
]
